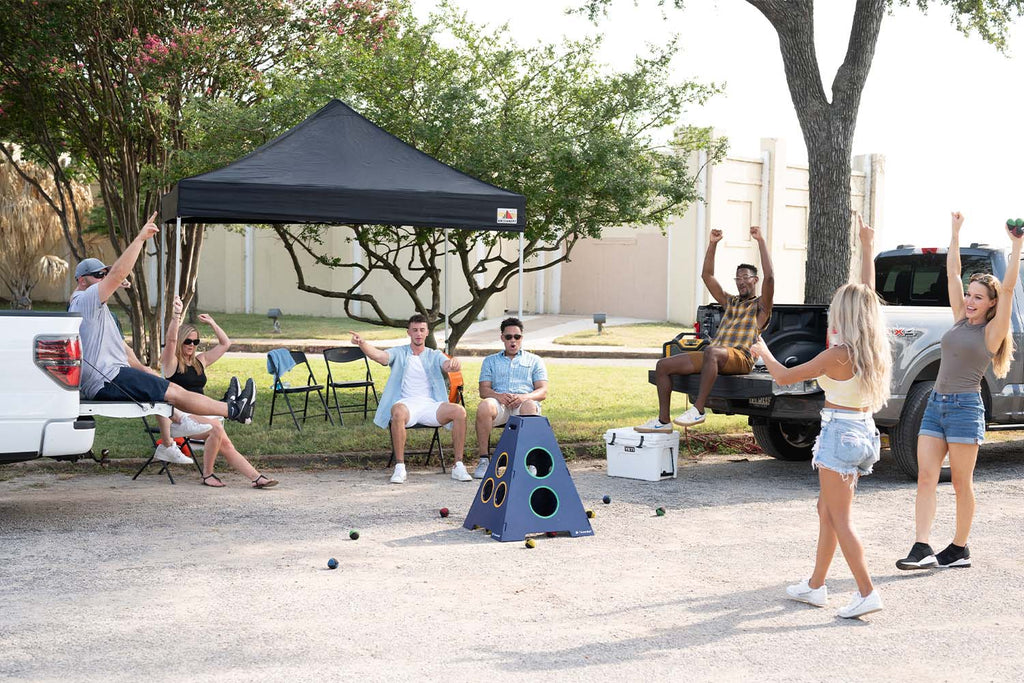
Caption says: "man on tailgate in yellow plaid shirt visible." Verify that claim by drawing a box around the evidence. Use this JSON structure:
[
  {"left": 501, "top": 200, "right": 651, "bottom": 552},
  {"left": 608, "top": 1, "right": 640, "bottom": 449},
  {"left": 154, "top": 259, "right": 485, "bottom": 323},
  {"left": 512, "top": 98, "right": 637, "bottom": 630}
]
[{"left": 637, "top": 225, "right": 774, "bottom": 432}]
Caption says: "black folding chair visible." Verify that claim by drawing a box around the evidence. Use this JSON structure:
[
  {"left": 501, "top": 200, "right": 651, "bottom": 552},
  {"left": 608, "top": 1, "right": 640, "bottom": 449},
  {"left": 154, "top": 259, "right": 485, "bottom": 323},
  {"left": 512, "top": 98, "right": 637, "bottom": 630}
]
[
  {"left": 323, "top": 346, "right": 379, "bottom": 425},
  {"left": 133, "top": 416, "right": 204, "bottom": 484},
  {"left": 268, "top": 350, "right": 334, "bottom": 431}
]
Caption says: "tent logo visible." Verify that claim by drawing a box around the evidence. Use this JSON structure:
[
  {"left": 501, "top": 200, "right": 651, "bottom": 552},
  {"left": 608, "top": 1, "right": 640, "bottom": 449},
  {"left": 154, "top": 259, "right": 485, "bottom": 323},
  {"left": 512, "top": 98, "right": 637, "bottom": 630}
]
[{"left": 496, "top": 208, "right": 518, "bottom": 225}]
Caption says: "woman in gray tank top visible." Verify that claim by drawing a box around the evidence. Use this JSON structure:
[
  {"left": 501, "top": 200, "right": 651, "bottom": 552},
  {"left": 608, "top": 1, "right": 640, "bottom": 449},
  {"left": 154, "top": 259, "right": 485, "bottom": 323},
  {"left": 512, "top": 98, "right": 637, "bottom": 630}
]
[{"left": 897, "top": 213, "right": 1021, "bottom": 571}]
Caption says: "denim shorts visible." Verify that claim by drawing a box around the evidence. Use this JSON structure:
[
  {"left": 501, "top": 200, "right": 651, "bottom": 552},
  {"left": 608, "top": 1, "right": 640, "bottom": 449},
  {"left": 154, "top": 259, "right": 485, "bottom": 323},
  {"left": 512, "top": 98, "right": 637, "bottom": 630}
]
[
  {"left": 93, "top": 367, "right": 169, "bottom": 402},
  {"left": 811, "top": 409, "right": 881, "bottom": 481},
  {"left": 918, "top": 391, "right": 985, "bottom": 445}
]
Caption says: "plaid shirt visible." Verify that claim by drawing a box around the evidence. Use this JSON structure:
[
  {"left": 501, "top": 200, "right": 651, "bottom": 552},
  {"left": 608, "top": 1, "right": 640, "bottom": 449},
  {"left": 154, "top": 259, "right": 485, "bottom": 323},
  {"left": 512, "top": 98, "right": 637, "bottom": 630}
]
[{"left": 710, "top": 295, "right": 763, "bottom": 361}]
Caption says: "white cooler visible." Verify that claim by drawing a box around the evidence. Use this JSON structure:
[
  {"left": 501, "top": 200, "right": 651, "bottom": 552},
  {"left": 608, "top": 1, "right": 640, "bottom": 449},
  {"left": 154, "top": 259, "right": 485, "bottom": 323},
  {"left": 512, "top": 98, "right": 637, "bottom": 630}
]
[{"left": 603, "top": 427, "right": 679, "bottom": 481}]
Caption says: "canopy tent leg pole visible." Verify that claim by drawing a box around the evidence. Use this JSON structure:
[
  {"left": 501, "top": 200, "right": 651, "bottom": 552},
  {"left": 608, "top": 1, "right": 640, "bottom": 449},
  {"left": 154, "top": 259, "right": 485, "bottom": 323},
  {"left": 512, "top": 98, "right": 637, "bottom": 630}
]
[
  {"left": 444, "top": 228, "right": 450, "bottom": 354},
  {"left": 518, "top": 232, "right": 524, "bottom": 320},
  {"left": 159, "top": 226, "right": 166, "bottom": 350},
  {"left": 174, "top": 217, "right": 182, "bottom": 299}
]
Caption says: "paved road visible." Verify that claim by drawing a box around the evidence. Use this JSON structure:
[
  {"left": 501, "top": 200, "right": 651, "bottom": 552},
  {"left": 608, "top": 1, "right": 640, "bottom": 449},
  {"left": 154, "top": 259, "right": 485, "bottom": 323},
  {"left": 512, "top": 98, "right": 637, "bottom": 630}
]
[{"left": 2, "top": 444, "right": 1024, "bottom": 682}]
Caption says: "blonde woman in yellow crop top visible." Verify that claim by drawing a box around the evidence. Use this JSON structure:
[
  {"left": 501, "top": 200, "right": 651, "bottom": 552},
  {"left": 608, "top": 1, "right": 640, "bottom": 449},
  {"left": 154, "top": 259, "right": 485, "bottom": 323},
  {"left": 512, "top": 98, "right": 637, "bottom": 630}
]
[{"left": 751, "top": 216, "right": 892, "bottom": 619}]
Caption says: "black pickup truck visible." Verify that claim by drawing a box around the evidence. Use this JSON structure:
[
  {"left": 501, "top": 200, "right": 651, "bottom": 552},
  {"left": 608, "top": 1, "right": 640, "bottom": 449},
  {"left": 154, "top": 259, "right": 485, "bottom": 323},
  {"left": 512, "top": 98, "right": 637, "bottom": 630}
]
[{"left": 654, "top": 244, "right": 1024, "bottom": 479}]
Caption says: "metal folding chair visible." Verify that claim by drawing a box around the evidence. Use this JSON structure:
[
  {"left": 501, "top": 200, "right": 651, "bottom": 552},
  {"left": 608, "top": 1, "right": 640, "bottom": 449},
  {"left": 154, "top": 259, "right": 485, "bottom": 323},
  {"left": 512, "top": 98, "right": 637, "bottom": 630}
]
[
  {"left": 133, "top": 416, "right": 204, "bottom": 484},
  {"left": 323, "top": 346, "right": 378, "bottom": 425},
  {"left": 268, "top": 350, "right": 334, "bottom": 430}
]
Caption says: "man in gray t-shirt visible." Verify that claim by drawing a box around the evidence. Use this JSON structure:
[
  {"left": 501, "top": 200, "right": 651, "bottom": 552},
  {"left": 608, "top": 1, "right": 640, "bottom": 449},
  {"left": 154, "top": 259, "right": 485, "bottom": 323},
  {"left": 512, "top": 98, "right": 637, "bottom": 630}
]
[{"left": 69, "top": 213, "right": 256, "bottom": 425}]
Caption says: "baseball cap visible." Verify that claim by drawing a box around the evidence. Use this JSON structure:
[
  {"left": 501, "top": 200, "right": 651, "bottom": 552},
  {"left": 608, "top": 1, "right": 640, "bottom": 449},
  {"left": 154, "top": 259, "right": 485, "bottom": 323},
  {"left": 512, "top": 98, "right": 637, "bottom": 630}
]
[{"left": 75, "top": 258, "right": 108, "bottom": 279}]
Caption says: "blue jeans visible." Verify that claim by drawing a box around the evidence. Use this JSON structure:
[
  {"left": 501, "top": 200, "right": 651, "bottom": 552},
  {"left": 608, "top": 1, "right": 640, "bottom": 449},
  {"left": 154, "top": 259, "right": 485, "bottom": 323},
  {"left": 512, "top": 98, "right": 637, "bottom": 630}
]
[
  {"left": 812, "top": 409, "right": 881, "bottom": 483},
  {"left": 919, "top": 391, "right": 985, "bottom": 445}
]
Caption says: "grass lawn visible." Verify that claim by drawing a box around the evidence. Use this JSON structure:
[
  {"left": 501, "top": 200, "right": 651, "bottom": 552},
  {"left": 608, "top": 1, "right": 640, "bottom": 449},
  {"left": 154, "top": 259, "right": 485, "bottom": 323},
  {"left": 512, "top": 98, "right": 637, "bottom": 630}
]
[
  {"left": 92, "top": 359, "right": 749, "bottom": 462},
  {"left": 554, "top": 322, "right": 692, "bottom": 348}
]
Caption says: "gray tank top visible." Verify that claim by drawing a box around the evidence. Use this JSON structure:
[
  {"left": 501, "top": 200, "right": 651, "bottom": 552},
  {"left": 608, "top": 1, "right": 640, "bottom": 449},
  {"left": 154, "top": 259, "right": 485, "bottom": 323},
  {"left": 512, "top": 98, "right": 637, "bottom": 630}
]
[{"left": 934, "top": 318, "right": 993, "bottom": 394}]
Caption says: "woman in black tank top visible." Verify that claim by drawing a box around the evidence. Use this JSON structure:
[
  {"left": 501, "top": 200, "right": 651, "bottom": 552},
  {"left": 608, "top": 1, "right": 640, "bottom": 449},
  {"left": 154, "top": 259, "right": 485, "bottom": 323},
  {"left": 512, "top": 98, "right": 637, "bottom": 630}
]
[
  {"left": 162, "top": 297, "right": 277, "bottom": 489},
  {"left": 897, "top": 214, "right": 1020, "bottom": 571}
]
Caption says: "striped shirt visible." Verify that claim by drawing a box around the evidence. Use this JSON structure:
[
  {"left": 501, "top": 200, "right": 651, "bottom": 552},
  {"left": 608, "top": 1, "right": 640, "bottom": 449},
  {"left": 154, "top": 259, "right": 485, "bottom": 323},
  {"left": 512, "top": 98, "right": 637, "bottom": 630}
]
[
  {"left": 479, "top": 350, "right": 548, "bottom": 395},
  {"left": 710, "top": 295, "right": 764, "bottom": 361}
]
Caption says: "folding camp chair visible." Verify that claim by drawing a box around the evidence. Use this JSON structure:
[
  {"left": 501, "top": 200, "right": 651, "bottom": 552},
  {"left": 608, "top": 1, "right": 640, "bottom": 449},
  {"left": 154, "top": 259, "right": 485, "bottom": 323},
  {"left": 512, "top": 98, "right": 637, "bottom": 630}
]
[
  {"left": 133, "top": 416, "right": 204, "bottom": 484},
  {"left": 386, "top": 372, "right": 464, "bottom": 474},
  {"left": 268, "top": 350, "right": 334, "bottom": 430},
  {"left": 323, "top": 346, "right": 379, "bottom": 425}
]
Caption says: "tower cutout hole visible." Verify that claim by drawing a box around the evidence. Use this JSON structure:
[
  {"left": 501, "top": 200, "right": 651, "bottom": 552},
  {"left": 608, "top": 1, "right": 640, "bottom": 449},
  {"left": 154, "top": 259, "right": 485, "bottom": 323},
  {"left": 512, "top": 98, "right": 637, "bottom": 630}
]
[
  {"left": 493, "top": 481, "right": 507, "bottom": 508},
  {"left": 529, "top": 486, "right": 559, "bottom": 519},
  {"left": 525, "top": 448, "right": 553, "bottom": 478},
  {"left": 480, "top": 478, "right": 494, "bottom": 504},
  {"left": 495, "top": 452, "right": 509, "bottom": 478}
]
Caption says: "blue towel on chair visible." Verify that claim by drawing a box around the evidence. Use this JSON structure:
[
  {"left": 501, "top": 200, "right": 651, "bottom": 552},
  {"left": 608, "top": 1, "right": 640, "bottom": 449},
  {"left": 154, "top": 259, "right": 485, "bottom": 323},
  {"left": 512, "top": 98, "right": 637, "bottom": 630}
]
[{"left": 267, "top": 348, "right": 296, "bottom": 377}]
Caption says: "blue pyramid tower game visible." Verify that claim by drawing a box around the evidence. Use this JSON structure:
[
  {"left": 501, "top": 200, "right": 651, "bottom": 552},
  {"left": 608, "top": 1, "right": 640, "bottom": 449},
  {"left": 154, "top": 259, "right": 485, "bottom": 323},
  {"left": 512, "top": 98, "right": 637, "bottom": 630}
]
[{"left": 463, "top": 415, "right": 593, "bottom": 542}]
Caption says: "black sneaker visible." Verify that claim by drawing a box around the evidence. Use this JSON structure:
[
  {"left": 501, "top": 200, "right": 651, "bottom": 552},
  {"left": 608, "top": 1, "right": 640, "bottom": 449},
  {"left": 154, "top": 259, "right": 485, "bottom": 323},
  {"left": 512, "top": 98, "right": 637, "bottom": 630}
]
[
  {"left": 896, "top": 542, "right": 938, "bottom": 570},
  {"left": 229, "top": 378, "right": 256, "bottom": 425},
  {"left": 935, "top": 543, "right": 971, "bottom": 568}
]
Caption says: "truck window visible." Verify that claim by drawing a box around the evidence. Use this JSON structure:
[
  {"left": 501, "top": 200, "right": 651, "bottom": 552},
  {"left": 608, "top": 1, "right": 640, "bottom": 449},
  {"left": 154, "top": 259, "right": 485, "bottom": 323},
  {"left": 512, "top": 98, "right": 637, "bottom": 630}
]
[{"left": 876, "top": 254, "right": 991, "bottom": 306}]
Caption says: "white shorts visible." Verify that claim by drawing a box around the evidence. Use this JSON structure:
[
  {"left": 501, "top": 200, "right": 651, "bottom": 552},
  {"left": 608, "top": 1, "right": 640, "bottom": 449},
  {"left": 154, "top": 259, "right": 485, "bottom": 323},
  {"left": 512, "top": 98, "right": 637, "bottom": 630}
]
[
  {"left": 481, "top": 397, "right": 542, "bottom": 427},
  {"left": 394, "top": 396, "right": 444, "bottom": 427}
]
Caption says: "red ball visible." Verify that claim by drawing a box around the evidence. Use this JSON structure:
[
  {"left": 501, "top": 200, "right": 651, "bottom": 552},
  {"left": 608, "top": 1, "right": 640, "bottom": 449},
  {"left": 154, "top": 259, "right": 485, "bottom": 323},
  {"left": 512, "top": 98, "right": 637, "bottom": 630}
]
[{"left": 439, "top": 507, "right": 449, "bottom": 518}]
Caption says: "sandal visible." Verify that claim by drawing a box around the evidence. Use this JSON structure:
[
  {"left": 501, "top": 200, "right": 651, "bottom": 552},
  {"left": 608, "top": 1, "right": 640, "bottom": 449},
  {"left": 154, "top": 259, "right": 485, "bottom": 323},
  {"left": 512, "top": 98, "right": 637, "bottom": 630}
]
[
  {"left": 202, "top": 473, "right": 225, "bottom": 488},
  {"left": 252, "top": 474, "right": 278, "bottom": 489}
]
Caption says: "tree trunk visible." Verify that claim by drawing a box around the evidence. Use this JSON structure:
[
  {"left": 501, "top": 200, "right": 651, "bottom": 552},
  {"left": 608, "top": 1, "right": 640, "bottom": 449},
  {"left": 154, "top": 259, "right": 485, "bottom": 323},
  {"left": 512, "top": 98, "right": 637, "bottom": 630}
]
[{"left": 804, "top": 123, "right": 854, "bottom": 303}]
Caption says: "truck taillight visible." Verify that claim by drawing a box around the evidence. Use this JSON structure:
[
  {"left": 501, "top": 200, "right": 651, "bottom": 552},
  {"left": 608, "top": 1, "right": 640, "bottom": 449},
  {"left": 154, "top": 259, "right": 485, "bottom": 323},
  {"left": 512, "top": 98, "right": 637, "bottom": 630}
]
[{"left": 34, "top": 336, "right": 82, "bottom": 389}]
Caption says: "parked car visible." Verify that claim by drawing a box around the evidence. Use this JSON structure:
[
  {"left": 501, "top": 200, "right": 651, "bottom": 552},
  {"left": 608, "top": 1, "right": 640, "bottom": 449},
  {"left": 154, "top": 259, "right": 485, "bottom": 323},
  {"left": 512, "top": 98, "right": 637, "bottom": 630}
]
[{"left": 656, "top": 243, "right": 1024, "bottom": 479}]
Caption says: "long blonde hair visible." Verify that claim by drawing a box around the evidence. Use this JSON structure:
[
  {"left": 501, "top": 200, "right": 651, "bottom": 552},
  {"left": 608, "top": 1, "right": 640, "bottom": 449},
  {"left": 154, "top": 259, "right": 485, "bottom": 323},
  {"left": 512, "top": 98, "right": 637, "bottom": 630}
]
[
  {"left": 174, "top": 323, "right": 205, "bottom": 376},
  {"left": 969, "top": 273, "right": 1015, "bottom": 379},
  {"left": 828, "top": 283, "right": 892, "bottom": 412}
]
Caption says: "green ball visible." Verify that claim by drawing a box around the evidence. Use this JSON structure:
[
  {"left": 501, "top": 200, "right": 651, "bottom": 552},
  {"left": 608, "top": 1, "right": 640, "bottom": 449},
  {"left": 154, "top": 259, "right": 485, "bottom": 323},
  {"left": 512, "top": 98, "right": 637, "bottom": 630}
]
[
  {"left": 349, "top": 530, "right": 360, "bottom": 540},
  {"left": 655, "top": 507, "right": 666, "bottom": 516}
]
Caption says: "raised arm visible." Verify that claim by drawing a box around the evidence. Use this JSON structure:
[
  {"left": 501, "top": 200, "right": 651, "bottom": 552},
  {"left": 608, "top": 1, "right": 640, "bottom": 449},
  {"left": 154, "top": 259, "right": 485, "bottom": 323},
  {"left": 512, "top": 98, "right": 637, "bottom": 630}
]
[
  {"left": 751, "top": 226, "right": 774, "bottom": 329},
  {"left": 702, "top": 229, "right": 729, "bottom": 306},
  {"left": 750, "top": 337, "right": 848, "bottom": 386},
  {"left": 947, "top": 212, "right": 967, "bottom": 323},
  {"left": 985, "top": 225, "right": 1024, "bottom": 354},
  {"left": 99, "top": 212, "right": 159, "bottom": 304},
  {"left": 196, "top": 313, "right": 232, "bottom": 366},
  {"left": 160, "top": 296, "right": 183, "bottom": 377},
  {"left": 350, "top": 330, "right": 389, "bottom": 366},
  {"left": 858, "top": 215, "right": 875, "bottom": 288}
]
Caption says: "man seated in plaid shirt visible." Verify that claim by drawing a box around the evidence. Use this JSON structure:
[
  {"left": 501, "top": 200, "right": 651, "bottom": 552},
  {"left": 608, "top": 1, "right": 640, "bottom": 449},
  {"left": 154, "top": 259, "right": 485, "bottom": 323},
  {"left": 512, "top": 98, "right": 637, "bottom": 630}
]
[
  {"left": 637, "top": 225, "right": 774, "bottom": 432},
  {"left": 473, "top": 317, "right": 549, "bottom": 478}
]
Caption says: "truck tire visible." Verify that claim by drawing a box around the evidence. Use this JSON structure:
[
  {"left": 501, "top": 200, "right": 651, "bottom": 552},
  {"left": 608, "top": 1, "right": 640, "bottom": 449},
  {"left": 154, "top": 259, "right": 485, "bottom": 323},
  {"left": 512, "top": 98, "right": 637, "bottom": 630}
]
[
  {"left": 752, "top": 420, "right": 819, "bottom": 461},
  {"left": 890, "top": 381, "right": 951, "bottom": 483}
]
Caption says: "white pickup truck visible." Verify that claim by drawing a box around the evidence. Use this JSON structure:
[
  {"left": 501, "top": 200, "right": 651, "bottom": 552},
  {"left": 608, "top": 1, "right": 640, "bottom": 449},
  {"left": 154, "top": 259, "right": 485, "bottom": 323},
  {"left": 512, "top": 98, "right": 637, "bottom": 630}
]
[{"left": 0, "top": 310, "right": 170, "bottom": 465}]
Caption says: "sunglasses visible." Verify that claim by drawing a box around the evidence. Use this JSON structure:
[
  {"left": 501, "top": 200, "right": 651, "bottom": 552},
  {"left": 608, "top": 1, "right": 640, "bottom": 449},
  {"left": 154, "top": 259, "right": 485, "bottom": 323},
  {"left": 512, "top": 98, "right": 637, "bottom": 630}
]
[
  {"left": 182, "top": 338, "right": 201, "bottom": 346},
  {"left": 89, "top": 270, "right": 109, "bottom": 279},
  {"left": 503, "top": 334, "right": 522, "bottom": 341}
]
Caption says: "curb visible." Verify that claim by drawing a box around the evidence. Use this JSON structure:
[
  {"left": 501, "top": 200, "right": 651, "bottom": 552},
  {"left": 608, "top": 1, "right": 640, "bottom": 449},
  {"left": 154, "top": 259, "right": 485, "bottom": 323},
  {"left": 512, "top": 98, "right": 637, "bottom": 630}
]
[{"left": 228, "top": 340, "right": 661, "bottom": 360}]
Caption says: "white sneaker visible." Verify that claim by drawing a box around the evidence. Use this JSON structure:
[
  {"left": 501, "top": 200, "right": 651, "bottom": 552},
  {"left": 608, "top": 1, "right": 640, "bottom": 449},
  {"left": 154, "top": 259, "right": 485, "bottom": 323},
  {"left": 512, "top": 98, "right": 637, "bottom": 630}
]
[
  {"left": 154, "top": 443, "right": 193, "bottom": 465},
  {"left": 674, "top": 406, "right": 706, "bottom": 427},
  {"left": 785, "top": 579, "right": 828, "bottom": 608},
  {"left": 838, "top": 590, "right": 883, "bottom": 619},
  {"left": 473, "top": 457, "right": 490, "bottom": 479},
  {"left": 170, "top": 414, "right": 213, "bottom": 438},
  {"left": 390, "top": 463, "right": 407, "bottom": 484},
  {"left": 635, "top": 418, "right": 673, "bottom": 433},
  {"left": 451, "top": 462, "right": 472, "bottom": 482}
]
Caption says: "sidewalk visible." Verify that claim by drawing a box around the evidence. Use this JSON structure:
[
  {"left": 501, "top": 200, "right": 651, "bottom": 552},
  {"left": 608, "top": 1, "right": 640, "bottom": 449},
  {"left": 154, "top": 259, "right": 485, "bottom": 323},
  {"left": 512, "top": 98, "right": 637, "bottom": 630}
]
[{"left": 228, "top": 314, "right": 665, "bottom": 359}]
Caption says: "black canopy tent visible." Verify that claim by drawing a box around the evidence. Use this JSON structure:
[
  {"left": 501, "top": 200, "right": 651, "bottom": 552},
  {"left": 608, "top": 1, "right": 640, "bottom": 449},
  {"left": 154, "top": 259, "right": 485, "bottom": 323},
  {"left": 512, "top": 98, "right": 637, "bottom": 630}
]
[{"left": 158, "top": 99, "right": 527, "bottom": 346}]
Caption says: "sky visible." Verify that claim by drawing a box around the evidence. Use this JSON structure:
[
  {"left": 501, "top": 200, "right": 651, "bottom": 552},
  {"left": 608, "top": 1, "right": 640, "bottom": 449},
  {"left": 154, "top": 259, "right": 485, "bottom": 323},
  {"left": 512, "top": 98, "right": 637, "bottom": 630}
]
[{"left": 412, "top": 0, "right": 1024, "bottom": 250}]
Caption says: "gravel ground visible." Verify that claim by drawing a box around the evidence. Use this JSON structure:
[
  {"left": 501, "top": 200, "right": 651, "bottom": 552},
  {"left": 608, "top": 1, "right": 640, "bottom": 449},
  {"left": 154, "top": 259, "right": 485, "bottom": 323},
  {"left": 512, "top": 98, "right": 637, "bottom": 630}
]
[{"left": 2, "top": 443, "right": 1024, "bottom": 682}]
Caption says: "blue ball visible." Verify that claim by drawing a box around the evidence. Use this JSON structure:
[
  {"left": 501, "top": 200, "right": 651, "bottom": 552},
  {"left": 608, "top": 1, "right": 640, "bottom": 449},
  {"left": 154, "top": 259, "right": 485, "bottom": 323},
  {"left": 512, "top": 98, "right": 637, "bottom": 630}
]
[
  {"left": 602, "top": 495, "right": 611, "bottom": 504},
  {"left": 327, "top": 558, "right": 338, "bottom": 570}
]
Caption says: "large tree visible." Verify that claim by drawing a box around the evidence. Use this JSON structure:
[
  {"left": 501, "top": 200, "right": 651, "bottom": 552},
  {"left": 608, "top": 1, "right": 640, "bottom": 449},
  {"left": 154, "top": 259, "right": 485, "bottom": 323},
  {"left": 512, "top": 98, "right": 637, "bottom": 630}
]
[
  {"left": 584, "top": 0, "right": 1024, "bottom": 302},
  {"left": 0, "top": 0, "right": 390, "bottom": 361},
  {"left": 183, "top": 5, "right": 724, "bottom": 349}
]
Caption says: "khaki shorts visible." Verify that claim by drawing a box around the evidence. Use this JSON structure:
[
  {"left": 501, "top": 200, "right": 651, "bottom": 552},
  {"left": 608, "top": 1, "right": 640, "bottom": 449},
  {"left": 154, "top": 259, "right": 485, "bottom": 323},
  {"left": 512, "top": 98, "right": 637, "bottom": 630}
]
[
  {"left": 480, "top": 397, "right": 542, "bottom": 426},
  {"left": 683, "top": 347, "right": 754, "bottom": 375}
]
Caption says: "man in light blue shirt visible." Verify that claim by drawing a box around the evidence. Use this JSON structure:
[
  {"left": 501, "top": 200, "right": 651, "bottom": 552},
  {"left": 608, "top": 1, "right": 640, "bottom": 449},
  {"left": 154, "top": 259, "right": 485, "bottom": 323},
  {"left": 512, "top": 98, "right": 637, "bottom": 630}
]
[
  {"left": 351, "top": 314, "right": 472, "bottom": 484},
  {"left": 473, "top": 317, "right": 549, "bottom": 478}
]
